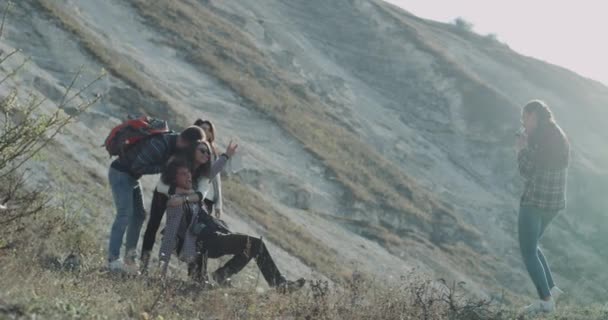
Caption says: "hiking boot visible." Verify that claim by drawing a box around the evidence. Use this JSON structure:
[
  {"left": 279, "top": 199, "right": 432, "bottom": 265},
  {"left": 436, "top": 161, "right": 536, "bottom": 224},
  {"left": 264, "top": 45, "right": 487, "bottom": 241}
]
[
  {"left": 550, "top": 286, "right": 564, "bottom": 303},
  {"left": 520, "top": 299, "right": 555, "bottom": 315},
  {"left": 211, "top": 270, "right": 233, "bottom": 288},
  {"left": 276, "top": 278, "right": 306, "bottom": 294}
]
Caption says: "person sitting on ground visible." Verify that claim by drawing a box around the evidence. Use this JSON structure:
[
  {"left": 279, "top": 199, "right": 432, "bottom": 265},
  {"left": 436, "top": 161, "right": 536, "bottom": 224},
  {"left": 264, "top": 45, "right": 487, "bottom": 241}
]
[
  {"left": 161, "top": 159, "right": 305, "bottom": 291},
  {"left": 156, "top": 157, "right": 202, "bottom": 276},
  {"left": 107, "top": 125, "right": 204, "bottom": 274},
  {"left": 140, "top": 139, "right": 237, "bottom": 274}
]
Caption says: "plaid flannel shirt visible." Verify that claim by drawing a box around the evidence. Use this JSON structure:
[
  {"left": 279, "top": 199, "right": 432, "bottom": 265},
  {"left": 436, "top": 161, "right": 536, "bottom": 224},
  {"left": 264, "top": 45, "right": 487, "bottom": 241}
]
[
  {"left": 518, "top": 147, "right": 568, "bottom": 211},
  {"left": 159, "top": 202, "right": 199, "bottom": 264}
]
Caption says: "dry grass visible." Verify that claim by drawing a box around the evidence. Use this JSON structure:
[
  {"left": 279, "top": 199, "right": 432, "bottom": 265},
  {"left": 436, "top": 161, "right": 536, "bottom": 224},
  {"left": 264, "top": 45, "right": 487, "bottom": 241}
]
[
  {"left": 2, "top": 244, "right": 607, "bottom": 320},
  {"left": 3, "top": 2, "right": 607, "bottom": 318},
  {"left": 375, "top": 1, "right": 519, "bottom": 131},
  {"left": 223, "top": 178, "right": 347, "bottom": 280},
  {"left": 32, "top": 0, "right": 186, "bottom": 124}
]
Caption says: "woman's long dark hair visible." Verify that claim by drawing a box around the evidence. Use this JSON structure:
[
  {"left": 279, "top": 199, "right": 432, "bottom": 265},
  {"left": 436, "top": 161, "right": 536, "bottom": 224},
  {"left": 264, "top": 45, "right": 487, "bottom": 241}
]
[
  {"left": 194, "top": 119, "right": 218, "bottom": 157},
  {"left": 179, "top": 140, "right": 213, "bottom": 184},
  {"left": 523, "top": 100, "right": 570, "bottom": 169}
]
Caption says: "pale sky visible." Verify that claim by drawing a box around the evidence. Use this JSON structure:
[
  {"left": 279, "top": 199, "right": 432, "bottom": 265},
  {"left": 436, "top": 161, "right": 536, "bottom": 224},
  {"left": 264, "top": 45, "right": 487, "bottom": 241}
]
[{"left": 384, "top": 0, "right": 608, "bottom": 86}]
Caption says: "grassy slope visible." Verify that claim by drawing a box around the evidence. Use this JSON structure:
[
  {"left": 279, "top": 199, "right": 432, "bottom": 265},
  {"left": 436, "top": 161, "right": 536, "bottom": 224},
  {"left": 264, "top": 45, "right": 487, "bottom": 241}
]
[
  {"left": 32, "top": 0, "right": 515, "bottom": 291},
  {"left": 2, "top": 0, "right": 608, "bottom": 318},
  {"left": 33, "top": 0, "right": 184, "bottom": 124},
  {"left": 376, "top": 2, "right": 519, "bottom": 133},
  {"left": 127, "top": 0, "right": 482, "bottom": 246},
  {"left": 126, "top": 0, "right": 523, "bottom": 295},
  {"left": 30, "top": 0, "right": 346, "bottom": 280},
  {"left": 223, "top": 179, "right": 347, "bottom": 279},
  {"left": 378, "top": 1, "right": 608, "bottom": 302},
  {"left": 2, "top": 248, "right": 607, "bottom": 319}
]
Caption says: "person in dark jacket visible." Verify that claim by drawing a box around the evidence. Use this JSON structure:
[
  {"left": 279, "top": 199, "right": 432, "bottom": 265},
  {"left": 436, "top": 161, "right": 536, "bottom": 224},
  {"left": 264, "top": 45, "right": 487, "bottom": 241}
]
[
  {"left": 516, "top": 100, "right": 569, "bottom": 315},
  {"left": 107, "top": 126, "right": 204, "bottom": 273}
]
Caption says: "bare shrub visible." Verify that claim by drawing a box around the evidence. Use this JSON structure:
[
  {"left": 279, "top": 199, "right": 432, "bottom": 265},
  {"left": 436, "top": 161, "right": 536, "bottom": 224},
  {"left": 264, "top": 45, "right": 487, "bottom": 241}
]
[
  {"left": 452, "top": 17, "right": 474, "bottom": 33},
  {"left": 0, "top": 2, "right": 103, "bottom": 243}
]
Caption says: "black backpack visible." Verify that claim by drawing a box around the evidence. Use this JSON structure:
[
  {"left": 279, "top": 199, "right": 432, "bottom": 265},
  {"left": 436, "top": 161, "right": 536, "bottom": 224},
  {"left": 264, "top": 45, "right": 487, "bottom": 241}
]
[{"left": 189, "top": 204, "right": 231, "bottom": 240}]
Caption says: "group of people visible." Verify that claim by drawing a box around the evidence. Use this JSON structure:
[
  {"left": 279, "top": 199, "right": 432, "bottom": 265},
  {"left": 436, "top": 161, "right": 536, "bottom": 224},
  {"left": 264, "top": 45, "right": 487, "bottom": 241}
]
[
  {"left": 106, "top": 118, "right": 304, "bottom": 291},
  {"left": 104, "top": 99, "right": 570, "bottom": 314}
]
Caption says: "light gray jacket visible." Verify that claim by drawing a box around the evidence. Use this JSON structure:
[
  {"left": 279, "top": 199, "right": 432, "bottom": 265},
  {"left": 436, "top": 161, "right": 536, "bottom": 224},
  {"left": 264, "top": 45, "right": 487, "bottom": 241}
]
[{"left": 205, "top": 153, "right": 223, "bottom": 212}]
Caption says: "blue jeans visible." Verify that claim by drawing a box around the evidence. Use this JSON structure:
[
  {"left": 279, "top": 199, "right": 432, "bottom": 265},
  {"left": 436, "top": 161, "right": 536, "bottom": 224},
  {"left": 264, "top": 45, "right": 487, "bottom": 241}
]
[
  {"left": 518, "top": 206, "right": 558, "bottom": 299},
  {"left": 108, "top": 167, "right": 146, "bottom": 261}
]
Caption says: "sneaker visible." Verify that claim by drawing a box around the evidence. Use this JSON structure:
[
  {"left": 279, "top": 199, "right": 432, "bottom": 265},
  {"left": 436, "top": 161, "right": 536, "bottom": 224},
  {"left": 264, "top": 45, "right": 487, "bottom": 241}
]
[
  {"left": 276, "top": 278, "right": 306, "bottom": 294},
  {"left": 108, "top": 259, "right": 125, "bottom": 273},
  {"left": 550, "top": 286, "right": 564, "bottom": 302},
  {"left": 521, "top": 299, "right": 555, "bottom": 315}
]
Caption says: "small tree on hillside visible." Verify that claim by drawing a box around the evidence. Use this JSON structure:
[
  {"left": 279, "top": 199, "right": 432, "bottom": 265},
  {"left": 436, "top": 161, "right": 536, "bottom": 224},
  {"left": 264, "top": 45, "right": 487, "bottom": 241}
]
[
  {"left": 452, "top": 17, "right": 474, "bottom": 33},
  {"left": 0, "top": 2, "right": 103, "bottom": 238}
]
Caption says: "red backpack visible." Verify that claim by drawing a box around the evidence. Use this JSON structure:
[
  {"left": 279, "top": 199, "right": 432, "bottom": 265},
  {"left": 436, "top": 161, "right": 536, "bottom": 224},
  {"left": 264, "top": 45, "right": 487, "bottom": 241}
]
[{"left": 104, "top": 115, "right": 170, "bottom": 157}]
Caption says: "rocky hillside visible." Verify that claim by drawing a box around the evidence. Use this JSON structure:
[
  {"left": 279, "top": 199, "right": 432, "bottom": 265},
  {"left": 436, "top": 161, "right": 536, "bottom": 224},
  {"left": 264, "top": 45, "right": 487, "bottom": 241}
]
[{"left": 3, "top": 0, "right": 608, "bottom": 302}]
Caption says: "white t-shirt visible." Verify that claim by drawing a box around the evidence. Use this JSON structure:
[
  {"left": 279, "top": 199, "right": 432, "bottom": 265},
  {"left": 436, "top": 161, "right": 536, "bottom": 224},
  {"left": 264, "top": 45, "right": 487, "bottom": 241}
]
[{"left": 205, "top": 178, "right": 215, "bottom": 200}]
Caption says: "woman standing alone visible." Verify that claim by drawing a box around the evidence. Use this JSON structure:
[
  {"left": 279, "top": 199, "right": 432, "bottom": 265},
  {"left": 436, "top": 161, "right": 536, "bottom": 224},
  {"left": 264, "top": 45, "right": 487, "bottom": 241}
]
[{"left": 517, "top": 100, "right": 569, "bottom": 315}]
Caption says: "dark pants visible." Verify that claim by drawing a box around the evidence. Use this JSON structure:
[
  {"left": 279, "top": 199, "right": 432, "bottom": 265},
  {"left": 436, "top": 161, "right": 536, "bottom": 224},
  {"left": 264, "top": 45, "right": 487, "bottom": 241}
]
[
  {"left": 187, "top": 199, "right": 214, "bottom": 280},
  {"left": 204, "top": 199, "right": 215, "bottom": 214},
  {"left": 199, "top": 233, "right": 284, "bottom": 287},
  {"left": 141, "top": 189, "right": 168, "bottom": 261},
  {"left": 518, "top": 206, "right": 558, "bottom": 299}
]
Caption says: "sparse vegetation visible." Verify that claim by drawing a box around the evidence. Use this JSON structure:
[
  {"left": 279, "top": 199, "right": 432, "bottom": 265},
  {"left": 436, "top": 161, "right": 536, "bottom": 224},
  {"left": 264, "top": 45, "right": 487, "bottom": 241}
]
[
  {"left": 377, "top": 2, "right": 518, "bottom": 129},
  {"left": 2, "top": 1, "right": 608, "bottom": 318},
  {"left": 3, "top": 243, "right": 608, "bottom": 319},
  {"left": 485, "top": 33, "right": 499, "bottom": 43},
  {"left": 452, "top": 17, "right": 474, "bottom": 33},
  {"left": 0, "top": 9, "right": 102, "bottom": 245},
  {"left": 33, "top": 0, "right": 185, "bottom": 124},
  {"left": 223, "top": 178, "right": 347, "bottom": 280}
]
